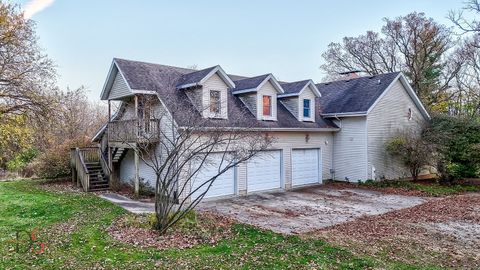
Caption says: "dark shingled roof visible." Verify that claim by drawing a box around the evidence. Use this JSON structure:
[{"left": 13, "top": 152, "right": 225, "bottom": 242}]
[
  {"left": 176, "top": 66, "right": 217, "bottom": 87},
  {"left": 280, "top": 80, "right": 311, "bottom": 95},
  {"left": 232, "top": 74, "right": 270, "bottom": 93},
  {"left": 114, "top": 58, "right": 338, "bottom": 129},
  {"left": 316, "top": 72, "right": 401, "bottom": 114}
]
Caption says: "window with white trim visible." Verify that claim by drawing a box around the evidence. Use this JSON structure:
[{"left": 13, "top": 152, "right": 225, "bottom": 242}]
[
  {"left": 303, "top": 99, "right": 311, "bottom": 118},
  {"left": 262, "top": 95, "right": 272, "bottom": 116},
  {"left": 209, "top": 90, "right": 221, "bottom": 115}
]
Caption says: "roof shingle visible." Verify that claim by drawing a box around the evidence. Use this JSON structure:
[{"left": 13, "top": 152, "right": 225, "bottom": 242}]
[
  {"left": 114, "top": 58, "right": 338, "bottom": 129},
  {"left": 316, "top": 72, "right": 401, "bottom": 114}
]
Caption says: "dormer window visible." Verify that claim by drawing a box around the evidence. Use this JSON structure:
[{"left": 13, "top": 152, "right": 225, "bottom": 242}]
[
  {"left": 209, "top": 90, "right": 221, "bottom": 115},
  {"left": 303, "top": 99, "right": 311, "bottom": 118},
  {"left": 262, "top": 95, "right": 272, "bottom": 116}
]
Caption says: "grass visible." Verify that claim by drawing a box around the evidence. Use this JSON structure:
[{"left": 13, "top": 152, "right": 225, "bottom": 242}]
[
  {"left": 0, "top": 180, "right": 444, "bottom": 269},
  {"left": 359, "top": 179, "right": 480, "bottom": 196}
]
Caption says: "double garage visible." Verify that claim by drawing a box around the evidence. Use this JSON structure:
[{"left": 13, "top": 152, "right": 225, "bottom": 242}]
[{"left": 191, "top": 148, "right": 322, "bottom": 200}]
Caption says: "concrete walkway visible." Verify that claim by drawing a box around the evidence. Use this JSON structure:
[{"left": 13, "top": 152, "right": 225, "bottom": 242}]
[{"left": 100, "top": 193, "right": 154, "bottom": 214}]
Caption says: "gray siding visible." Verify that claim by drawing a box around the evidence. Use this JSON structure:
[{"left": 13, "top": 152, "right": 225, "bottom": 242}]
[
  {"left": 184, "top": 88, "right": 203, "bottom": 114},
  {"left": 109, "top": 71, "right": 132, "bottom": 100},
  {"left": 332, "top": 117, "right": 368, "bottom": 181},
  {"left": 238, "top": 93, "right": 257, "bottom": 116},
  {"left": 367, "top": 80, "right": 427, "bottom": 180},
  {"left": 280, "top": 97, "right": 299, "bottom": 119},
  {"left": 119, "top": 149, "right": 158, "bottom": 188}
]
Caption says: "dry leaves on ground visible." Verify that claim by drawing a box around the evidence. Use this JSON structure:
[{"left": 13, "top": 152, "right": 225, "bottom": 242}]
[
  {"left": 312, "top": 193, "right": 480, "bottom": 269},
  {"left": 108, "top": 212, "right": 235, "bottom": 250}
]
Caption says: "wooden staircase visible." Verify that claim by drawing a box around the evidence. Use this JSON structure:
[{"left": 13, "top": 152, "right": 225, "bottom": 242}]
[
  {"left": 85, "top": 162, "right": 110, "bottom": 191},
  {"left": 112, "top": 147, "right": 127, "bottom": 163},
  {"left": 70, "top": 147, "right": 111, "bottom": 192}
]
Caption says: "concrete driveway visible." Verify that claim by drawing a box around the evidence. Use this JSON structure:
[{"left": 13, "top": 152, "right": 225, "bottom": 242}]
[{"left": 199, "top": 186, "right": 428, "bottom": 234}]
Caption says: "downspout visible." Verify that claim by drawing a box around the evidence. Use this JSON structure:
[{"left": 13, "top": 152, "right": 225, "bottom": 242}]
[{"left": 331, "top": 114, "right": 342, "bottom": 181}]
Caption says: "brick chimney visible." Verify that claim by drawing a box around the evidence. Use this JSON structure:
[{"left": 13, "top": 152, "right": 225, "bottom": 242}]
[{"left": 339, "top": 70, "right": 362, "bottom": 80}]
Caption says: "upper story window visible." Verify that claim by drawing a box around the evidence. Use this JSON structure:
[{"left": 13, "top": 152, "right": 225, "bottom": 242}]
[
  {"left": 303, "top": 99, "right": 311, "bottom": 118},
  {"left": 209, "top": 90, "right": 221, "bottom": 115},
  {"left": 262, "top": 95, "right": 272, "bottom": 116}
]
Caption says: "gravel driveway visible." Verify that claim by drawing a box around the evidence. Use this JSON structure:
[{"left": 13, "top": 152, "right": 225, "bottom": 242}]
[{"left": 199, "top": 185, "right": 428, "bottom": 234}]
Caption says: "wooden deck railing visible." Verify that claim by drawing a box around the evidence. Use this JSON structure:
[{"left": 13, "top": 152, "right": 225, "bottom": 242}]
[
  {"left": 98, "top": 147, "right": 111, "bottom": 179},
  {"left": 108, "top": 119, "right": 160, "bottom": 143},
  {"left": 70, "top": 147, "right": 101, "bottom": 192},
  {"left": 70, "top": 148, "right": 89, "bottom": 191}
]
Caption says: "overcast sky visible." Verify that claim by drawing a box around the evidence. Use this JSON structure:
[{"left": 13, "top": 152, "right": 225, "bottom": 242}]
[{"left": 14, "top": 0, "right": 466, "bottom": 101}]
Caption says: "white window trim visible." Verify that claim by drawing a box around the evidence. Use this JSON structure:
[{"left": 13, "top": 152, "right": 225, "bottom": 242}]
[
  {"left": 208, "top": 89, "right": 223, "bottom": 118},
  {"left": 299, "top": 98, "right": 315, "bottom": 122},
  {"left": 261, "top": 95, "right": 276, "bottom": 120}
]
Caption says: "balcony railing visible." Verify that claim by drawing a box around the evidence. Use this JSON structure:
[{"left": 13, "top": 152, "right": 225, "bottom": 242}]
[{"left": 108, "top": 119, "right": 160, "bottom": 143}]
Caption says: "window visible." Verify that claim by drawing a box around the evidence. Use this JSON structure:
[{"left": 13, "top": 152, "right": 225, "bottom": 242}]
[
  {"left": 209, "top": 90, "right": 221, "bottom": 115},
  {"left": 262, "top": 95, "right": 272, "bottom": 116},
  {"left": 303, "top": 99, "right": 311, "bottom": 118}
]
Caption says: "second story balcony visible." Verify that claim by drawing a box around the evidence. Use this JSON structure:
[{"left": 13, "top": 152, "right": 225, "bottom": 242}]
[{"left": 108, "top": 119, "right": 160, "bottom": 144}]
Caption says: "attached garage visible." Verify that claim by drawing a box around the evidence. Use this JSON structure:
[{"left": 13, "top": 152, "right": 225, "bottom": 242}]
[
  {"left": 292, "top": 148, "right": 321, "bottom": 187},
  {"left": 247, "top": 150, "right": 282, "bottom": 192},
  {"left": 190, "top": 153, "right": 236, "bottom": 200}
]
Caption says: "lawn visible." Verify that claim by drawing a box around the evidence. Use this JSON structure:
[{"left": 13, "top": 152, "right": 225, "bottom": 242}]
[
  {"left": 359, "top": 179, "right": 480, "bottom": 196},
  {"left": 0, "top": 179, "right": 460, "bottom": 270},
  {"left": 0, "top": 179, "right": 373, "bottom": 269}
]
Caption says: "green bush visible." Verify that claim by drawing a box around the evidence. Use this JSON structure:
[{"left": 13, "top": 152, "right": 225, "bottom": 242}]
[
  {"left": 424, "top": 114, "right": 480, "bottom": 181},
  {"left": 385, "top": 130, "right": 435, "bottom": 181},
  {"left": 6, "top": 148, "right": 38, "bottom": 174}
]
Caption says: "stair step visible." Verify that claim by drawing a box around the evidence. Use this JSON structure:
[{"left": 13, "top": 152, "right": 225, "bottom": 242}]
[
  {"left": 89, "top": 187, "right": 110, "bottom": 192},
  {"left": 89, "top": 183, "right": 109, "bottom": 187}
]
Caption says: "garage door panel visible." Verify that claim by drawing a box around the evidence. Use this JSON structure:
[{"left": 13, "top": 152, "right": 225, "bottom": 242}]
[
  {"left": 191, "top": 153, "right": 235, "bottom": 199},
  {"left": 292, "top": 148, "right": 320, "bottom": 186},
  {"left": 247, "top": 150, "right": 282, "bottom": 192}
]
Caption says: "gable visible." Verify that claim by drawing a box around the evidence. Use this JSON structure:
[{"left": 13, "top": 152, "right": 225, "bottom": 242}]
[
  {"left": 368, "top": 80, "right": 426, "bottom": 124},
  {"left": 257, "top": 80, "right": 278, "bottom": 120},
  {"left": 202, "top": 73, "right": 229, "bottom": 119},
  {"left": 108, "top": 70, "right": 132, "bottom": 100},
  {"left": 367, "top": 75, "right": 430, "bottom": 121}
]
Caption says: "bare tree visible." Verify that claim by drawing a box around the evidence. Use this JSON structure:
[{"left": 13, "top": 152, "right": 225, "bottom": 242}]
[
  {"left": 321, "top": 12, "right": 455, "bottom": 110},
  {"left": 112, "top": 74, "right": 273, "bottom": 235},
  {"left": 447, "top": 39, "right": 480, "bottom": 116},
  {"left": 448, "top": 0, "right": 480, "bottom": 35},
  {"left": 0, "top": 3, "right": 55, "bottom": 117}
]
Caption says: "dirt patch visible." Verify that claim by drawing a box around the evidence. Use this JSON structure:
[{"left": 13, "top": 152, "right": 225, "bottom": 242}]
[
  {"left": 108, "top": 212, "right": 234, "bottom": 250},
  {"left": 311, "top": 193, "right": 480, "bottom": 269}
]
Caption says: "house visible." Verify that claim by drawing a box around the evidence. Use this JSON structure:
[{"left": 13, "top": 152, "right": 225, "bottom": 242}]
[{"left": 70, "top": 58, "right": 430, "bottom": 201}]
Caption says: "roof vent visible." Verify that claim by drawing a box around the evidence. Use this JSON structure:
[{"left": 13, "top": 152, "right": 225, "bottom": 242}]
[{"left": 377, "top": 79, "right": 381, "bottom": 85}]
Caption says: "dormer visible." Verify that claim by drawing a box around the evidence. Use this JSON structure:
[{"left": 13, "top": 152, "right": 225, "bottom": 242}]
[
  {"left": 278, "top": 80, "right": 321, "bottom": 122},
  {"left": 232, "top": 74, "right": 284, "bottom": 121},
  {"left": 177, "top": 65, "right": 235, "bottom": 119}
]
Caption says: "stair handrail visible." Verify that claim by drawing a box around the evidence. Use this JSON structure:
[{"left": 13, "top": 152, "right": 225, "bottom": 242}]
[
  {"left": 75, "top": 148, "right": 90, "bottom": 192},
  {"left": 98, "top": 147, "right": 111, "bottom": 179}
]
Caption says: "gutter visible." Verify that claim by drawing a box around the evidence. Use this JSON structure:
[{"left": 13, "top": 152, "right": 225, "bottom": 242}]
[
  {"left": 177, "top": 126, "right": 340, "bottom": 132},
  {"left": 321, "top": 111, "right": 367, "bottom": 118}
]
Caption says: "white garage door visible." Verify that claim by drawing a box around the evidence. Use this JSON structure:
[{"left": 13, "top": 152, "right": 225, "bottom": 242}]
[
  {"left": 247, "top": 150, "right": 282, "bottom": 192},
  {"left": 190, "top": 153, "right": 235, "bottom": 200},
  {"left": 292, "top": 148, "right": 321, "bottom": 186}
]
